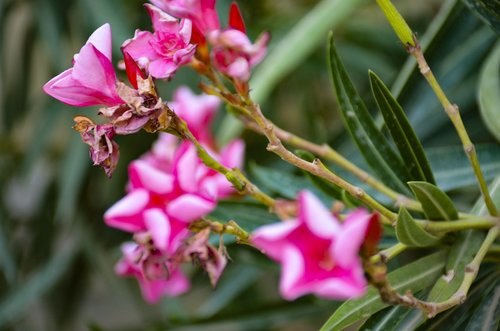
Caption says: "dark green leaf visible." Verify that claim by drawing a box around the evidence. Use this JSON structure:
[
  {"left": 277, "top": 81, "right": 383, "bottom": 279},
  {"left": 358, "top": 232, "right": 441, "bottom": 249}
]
[
  {"left": 428, "top": 144, "right": 500, "bottom": 191},
  {"left": 464, "top": 284, "right": 500, "bottom": 331},
  {"left": 462, "top": 0, "right": 500, "bottom": 33},
  {"left": 209, "top": 200, "right": 280, "bottom": 232},
  {"left": 478, "top": 42, "right": 500, "bottom": 142},
  {"left": 328, "top": 34, "right": 411, "bottom": 195},
  {"left": 359, "top": 305, "right": 414, "bottom": 331},
  {"left": 369, "top": 70, "right": 435, "bottom": 184},
  {"left": 396, "top": 207, "right": 442, "bottom": 247},
  {"left": 320, "top": 251, "right": 447, "bottom": 331},
  {"left": 408, "top": 182, "right": 459, "bottom": 220}
]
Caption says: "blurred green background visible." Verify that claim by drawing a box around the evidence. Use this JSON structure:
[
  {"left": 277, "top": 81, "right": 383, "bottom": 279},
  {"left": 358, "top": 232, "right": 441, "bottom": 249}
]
[{"left": 1, "top": 0, "right": 498, "bottom": 330}]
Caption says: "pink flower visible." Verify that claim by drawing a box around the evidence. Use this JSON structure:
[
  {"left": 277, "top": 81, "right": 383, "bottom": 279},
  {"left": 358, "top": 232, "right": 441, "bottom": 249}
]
[
  {"left": 169, "top": 86, "right": 220, "bottom": 144},
  {"left": 116, "top": 241, "right": 190, "bottom": 303},
  {"left": 43, "top": 23, "right": 124, "bottom": 107},
  {"left": 122, "top": 4, "right": 196, "bottom": 79},
  {"left": 149, "top": 0, "right": 220, "bottom": 34},
  {"left": 208, "top": 3, "right": 269, "bottom": 81},
  {"left": 252, "top": 191, "right": 377, "bottom": 301},
  {"left": 104, "top": 139, "right": 243, "bottom": 233}
]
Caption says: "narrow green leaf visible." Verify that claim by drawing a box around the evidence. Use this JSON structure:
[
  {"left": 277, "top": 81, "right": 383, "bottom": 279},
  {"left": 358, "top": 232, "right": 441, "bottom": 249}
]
[
  {"left": 462, "top": 0, "right": 500, "bottom": 33},
  {"left": 408, "top": 182, "right": 459, "bottom": 220},
  {"left": 369, "top": 70, "right": 435, "bottom": 184},
  {"left": 396, "top": 207, "right": 442, "bottom": 247},
  {"left": 464, "top": 284, "right": 500, "bottom": 331},
  {"left": 359, "top": 305, "right": 414, "bottom": 331},
  {"left": 320, "top": 251, "right": 447, "bottom": 331},
  {"left": 478, "top": 42, "right": 500, "bottom": 142},
  {"left": 328, "top": 34, "right": 411, "bottom": 195},
  {"left": 209, "top": 200, "right": 280, "bottom": 232},
  {"left": 428, "top": 144, "right": 500, "bottom": 191}
]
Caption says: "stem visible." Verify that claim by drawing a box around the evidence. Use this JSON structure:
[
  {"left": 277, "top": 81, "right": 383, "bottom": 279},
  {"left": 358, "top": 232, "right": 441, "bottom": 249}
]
[
  {"left": 246, "top": 101, "right": 397, "bottom": 223},
  {"left": 164, "top": 105, "right": 276, "bottom": 208},
  {"left": 419, "top": 217, "right": 499, "bottom": 234},
  {"left": 409, "top": 45, "right": 498, "bottom": 217},
  {"left": 370, "top": 243, "right": 407, "bottom": 264},
  {"left": 244, "top": 119, "right": 422, "bottom": 211}
]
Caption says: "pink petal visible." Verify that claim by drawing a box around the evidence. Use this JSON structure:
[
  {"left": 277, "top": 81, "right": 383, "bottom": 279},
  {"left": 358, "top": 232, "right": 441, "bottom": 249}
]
[
  {"left": 167, "top": 194, "right": 215, "bottom": 222},
  {"left": 220, "top": 139, "right": 245, "bottom": 169},
  {"left": 128, "top": 160, "right": 174, "bottom": 194},
  {"left": 122, "top": 30, "right": 158, "bottom": 64},
  {"left": 140, "top": 269, "right": 190, "bottom": 303},
  {"left": 174, "top": 143, "right": 199, "bottom": 192},
  {"left": 279, "top": 245, "right": 306, "bottom": 300},
  {"left": 86, "top": 23, "right": 113, "bottom": 61},
  {"left": 251, "top": 221, "right": 299, "bottom": 261},
  {"left": 333, "top": 209, "right": 371, "bottom": 268},
  {"left": 148, "top": 58, "right": 179, "bottom": 79},
  {"left": 312, "top": 274, "right": 367, "bottom": 299},
  {"left": 104, "top": 189, "right": 149, "bottom": 232},
  {"left": 144, "top": 208, "right": 171, "bottom": 252},
  {"left": 299, "top": 191, "right": 340, "bottom": 238},
  {"left": 226, "top": 57, "right": 250, "bottom": 81}
]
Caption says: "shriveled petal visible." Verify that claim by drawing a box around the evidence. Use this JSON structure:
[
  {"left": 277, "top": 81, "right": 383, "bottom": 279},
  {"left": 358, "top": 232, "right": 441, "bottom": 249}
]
[
  {"left": 128, "top": 160, "right": 175, "bottom": 194},
  {"left": 167, "top": 194, "right": 215, "bottom": 222},
  {"left": 299, "top": 191, "right": 340, "bottom": 238},
  {"left": 140, "top": 269, "right": 190, "bottom": 303},
  {"left": 333, "top": 209, "right": 371, "bottom": 268},
  {"left": 86, "top": 23, "right": 113, "bottom": 60},
  {"left": 104, "top": 189, "right": 149, "bottom": 232},
  {"left": 144, "top": 208, "right": 171, "bottom": 252}
]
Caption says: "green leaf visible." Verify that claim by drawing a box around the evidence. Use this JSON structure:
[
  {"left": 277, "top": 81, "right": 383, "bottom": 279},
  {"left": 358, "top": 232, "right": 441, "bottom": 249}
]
[
  {"left": 217, "top": 0, "right": 366, "bottom": 145},
  {"left": 478, "top": 42, "right": 500, "bottom": 142},
  {"left": 464, "top": 284, "right": 500, "bottom": 331},
  {"left": 462, "top": 0, "right": 500, "bottom": 33},
  {"left": 359, "top": 305, "right": 414, "bottom": 331},
  {"left": 396, "top": 207, "right": 442, "bottom": 247},
  {"left": 369, "top": 70, "right": 435, "bottom": 184},
  {"left": 328, "top": 34, "right": 411, "bottom": 195},
  {"left": 249, "top": 163, "right": 331, "bottom": 204},
  {"left": 428, "top": 144, "right": 500, "bottom": 191},
  {"left": 408, "top": 182, "right": 459, "bottom": 220},
  {"left": 209, "top": 200, "right": 280, "bottom": 232},
  {"left": 320, "top": 251, "right": 447, "bottom": 331}
]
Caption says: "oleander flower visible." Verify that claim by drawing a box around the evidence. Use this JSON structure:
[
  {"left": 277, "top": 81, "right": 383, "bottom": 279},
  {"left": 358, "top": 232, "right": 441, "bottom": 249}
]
[
  {"left": 208, "top": 3, "right": 269, "bottom": 81},
  {"left": 122, "top": 4, "right": 196, "bottom": 79},
  {"left": 149, "top": 0, "right": 220, "bottom": 34},
  {"left": 43, "top": 23, "right": 124, "bottom": 107},
  {"left": 252, "top": 191, "right": 378, "bottom": 301}
]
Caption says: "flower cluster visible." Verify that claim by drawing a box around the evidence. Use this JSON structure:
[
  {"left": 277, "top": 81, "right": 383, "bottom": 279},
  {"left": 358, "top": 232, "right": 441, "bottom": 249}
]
[
  {"left": 252, "top": 191, "right": 379, "bottom": 300},
  {"left": 105, "top": 86, "right": 244, "bottom": 303}
]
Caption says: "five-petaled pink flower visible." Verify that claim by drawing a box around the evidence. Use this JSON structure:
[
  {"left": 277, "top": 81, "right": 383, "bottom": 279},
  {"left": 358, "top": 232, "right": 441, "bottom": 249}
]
[
  {"left": 43, "top": 23, "right": 124, "bottom": 107},
  {"left": 122, "top": 4, "right": 196, "bottom": 79},
  {"left": 149, "top": 0, "right": 220, "bottom": 34},
  {"left": 252, "top": 191, "right": 377, "bottom": 301}
]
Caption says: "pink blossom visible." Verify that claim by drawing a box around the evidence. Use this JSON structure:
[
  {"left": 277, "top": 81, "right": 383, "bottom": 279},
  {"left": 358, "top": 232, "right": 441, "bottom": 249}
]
[
  {"left": 122, "top": 4, "right": 196, "bottom": 79},
  {"left": 149, "top": 0, "right": 220, "bottom": 34},
  {"left": 43, "top": 24, "right": 124, "bottom": 107},
  {"left": 251, "top": 191, "right": 376, "bottom": 301},
  {"left": 169, "top": 86, "right": 220, "bottom": 144},
  {"left": 116, "top": 241, "right": 190, "bottom": 303}
]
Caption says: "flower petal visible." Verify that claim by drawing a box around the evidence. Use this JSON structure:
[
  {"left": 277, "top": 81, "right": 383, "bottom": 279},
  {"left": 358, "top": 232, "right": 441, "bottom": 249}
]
[
  {"left": 128, "top": 160, "right": 175, "bottom": 194},
  {"left": 104, "top": 189, "right": 149, "bottom": 232},
  {"left": 299, "top": 191, "right": 340, "bottom": 238},
  {"left": 167, "top": 194, "right": 215, "bottom": 222},
  {"left": 144, "top": 208, "right": 171, "bottom": 252}
]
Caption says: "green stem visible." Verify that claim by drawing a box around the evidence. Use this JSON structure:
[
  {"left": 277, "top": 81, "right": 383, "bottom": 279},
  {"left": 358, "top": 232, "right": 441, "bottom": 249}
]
[
  {"left": 375, "top": 0, "right": 497, "bottom": 217},
  {"left": 164, "top": 107, "right": 276, "bottom": 208},
  {"left": 419, "top": 218, "right": 499, "bottom": 234},
  {"left": 370, "top": 243, "right": 407, "bottom": 264}
]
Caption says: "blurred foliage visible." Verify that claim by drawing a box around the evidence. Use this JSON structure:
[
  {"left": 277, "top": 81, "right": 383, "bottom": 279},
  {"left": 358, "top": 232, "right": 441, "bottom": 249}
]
[{"left": 0, "top": 0, "right": 499, "bottom": 330}]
